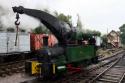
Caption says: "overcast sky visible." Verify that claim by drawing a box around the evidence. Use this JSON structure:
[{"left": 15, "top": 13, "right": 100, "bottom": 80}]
[{"left": 0, "top": 0, "right": 125, "bottom": 34}]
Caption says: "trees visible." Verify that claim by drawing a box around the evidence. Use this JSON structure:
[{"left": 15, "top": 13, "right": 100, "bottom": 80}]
[
  {"left": 6, "top": 27, "right": 26, "bottom": 33},
  {"left": 0, "top": 21, "right": 3, "bottom": 31},
  {"left": 20, "top": 28, "right": 26, "bottom": 32},
  {"left": 85, "top": 29, "right": 101, "bottom": 36},
  {"left": 32, "top": 10, "right": 72, "bottom": 34},
  {"left": 101, "top": 34, "right": 107, "bottom": 48},
  {"left": 32, "top": 24, "right": 50, "bottom": 34},
  {"left": 6, "top": 27, "right": 15, "bottom": 32},
  {"left": 32, "top": 9, "right": 101, "bottom": 36},
  {"left": 31, "top": 9, "right": 51, "bottom": 34},
  {"left": 119, "top": 24, "right": 125, "bottom": 44},
  {"left": 54, "top": 11, "right": 72, "bottom": 25},
  {"left": 92, "top": 30, "right": 101, "bottom": 36}
]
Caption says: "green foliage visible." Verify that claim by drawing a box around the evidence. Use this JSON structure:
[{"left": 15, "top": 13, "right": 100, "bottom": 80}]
[
  {"left": 101, "top": 35, "right": 107, "bottom": 43},
  {"left": 6, "top": 27, "right": 15, "bottom": 32},
  {"left": 54, "top": 12, "right": 101, "bottom": 36},
  {"left": 119, "top": 24, "right": 125, "bottom": 32},
  {"left": 32, "top": 25, "right": 50, "bottom": 34},
  {"left": 32, "top": 9, "right": 101, "bottom": 37},
  {"left": 101, "top": 34, "right": 107, "bottom": 48},
  {"left": 93, "top": 30, "right": 101, "bottom": 36},
  {"left": 119, "top": 24, "right": 125, "bottom": 44},
  {"left": 0, "top": 21, "right": 3, "bottom": 31},
  {"left": 20, "top": 28, "right": 26, "bottom": 32},
  {"left": 6, "top": 28, "right": 26, "bottom": 33},
  {"left": 86, "top": 29, "right": 101, "bottom": 36},
  {"left": 54, "top": 11, "right": 72, "bottom": 25},
  {"left": 32, "top": 9, "right": 51, "bottom": 34}
]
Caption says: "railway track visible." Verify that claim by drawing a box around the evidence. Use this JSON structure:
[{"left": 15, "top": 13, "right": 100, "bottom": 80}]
[
  {"left": 0, "top": 60, "right": 26, "bottom": 77},
  {"left": 0, "top": 51, "right": 32, "bottom": 63},
  {"left": 89, "top": 55, "right": 125, "bottom": 83},
  {"left": 58, "top": 51, "right": 125, "bottom": 83},
  {"left": 0, "top": 50, "right": 124, "bottom": 83},
  {"left": 21, "top": 51, "right": 125, "bottom": 83}
]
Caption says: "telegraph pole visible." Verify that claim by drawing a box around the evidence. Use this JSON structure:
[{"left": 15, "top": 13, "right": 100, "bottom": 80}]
[{"left": 106, "top": 28, "right": 108, "bottom": 48}]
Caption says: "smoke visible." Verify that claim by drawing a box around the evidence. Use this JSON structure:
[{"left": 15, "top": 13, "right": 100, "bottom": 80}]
[
  {"left": 0, "top": 0, "right": 49, "bottom": 31},
  {"left": 0, "top": 5, "right": 8, "bottom": 30}
]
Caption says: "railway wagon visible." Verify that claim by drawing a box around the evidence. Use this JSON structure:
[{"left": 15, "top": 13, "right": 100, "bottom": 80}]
[
  {"left": 0, "top": 32, "right": 30, "bottom": 63},
  {"left": 0, "top": 32, "right": 58, "bottom": 63},
  {"left": 12, "top": 6, "right": 98, "bottom": 78},
  {"left": 0, "top": 32, "right": 30, "bottom": 53},
  {"left": 30, "top": 33, "right": 58, "bottom": 51}
]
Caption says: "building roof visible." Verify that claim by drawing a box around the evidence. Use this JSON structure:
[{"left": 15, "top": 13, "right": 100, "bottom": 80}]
[{"left": 108, "top": 30, "right": 120, "bottom": 36}]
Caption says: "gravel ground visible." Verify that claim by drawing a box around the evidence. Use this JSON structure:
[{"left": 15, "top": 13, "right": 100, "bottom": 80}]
[
  {"left": 117, "top": 55, "right": 125, "bottom": 66},
  {"left": 0, "top": 73, "right": 35, "bottom": 83}
]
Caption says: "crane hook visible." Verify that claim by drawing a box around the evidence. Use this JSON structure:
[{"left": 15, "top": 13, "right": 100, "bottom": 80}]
[
  {"left": 15, "top": 13, "right": 20, "bottom": 25},
  {"left": 15, "top": 20, "right": 20, "bottom": 25}
]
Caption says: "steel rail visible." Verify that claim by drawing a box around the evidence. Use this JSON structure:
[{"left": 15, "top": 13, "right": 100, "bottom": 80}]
[
  {"left": 119, "top": 72, "right": 125, "bottom": 83},
  {"left": 89, "top": 56, "right": 122, "bottom": 83}
]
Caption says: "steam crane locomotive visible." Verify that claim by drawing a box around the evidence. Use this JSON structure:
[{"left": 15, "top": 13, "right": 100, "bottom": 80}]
[{"left": 12, "top": 6, "right": 98, "bottom": 78}]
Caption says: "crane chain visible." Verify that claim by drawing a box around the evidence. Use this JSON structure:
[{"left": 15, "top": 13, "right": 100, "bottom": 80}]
[{"left": 15, "top": 13, "right": 20, "bottom": 46}]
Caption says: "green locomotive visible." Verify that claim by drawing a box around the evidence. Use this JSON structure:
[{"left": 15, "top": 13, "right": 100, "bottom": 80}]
[{"left": 12, "top": 6, "right": 98, "bottom": 78}]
